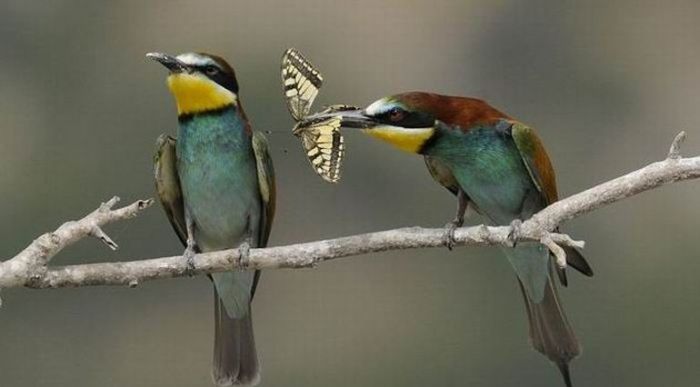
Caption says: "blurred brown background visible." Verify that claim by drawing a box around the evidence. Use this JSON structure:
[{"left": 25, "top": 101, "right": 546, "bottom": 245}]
[{"left": 1, "top": 1, "right": 699, "bottom": 386}]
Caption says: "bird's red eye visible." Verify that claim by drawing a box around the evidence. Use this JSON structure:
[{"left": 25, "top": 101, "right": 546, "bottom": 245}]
[{"left": 388, "top": 108, "right": 405, "bottom": 122}]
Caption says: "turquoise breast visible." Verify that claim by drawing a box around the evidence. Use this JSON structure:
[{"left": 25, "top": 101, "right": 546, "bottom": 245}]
[
  {"left": 426, "top": 122, "right": 550, "bottom": 301},
  {"left": 426, "top": 123, "right": 544, "bottom": 225},
  {"left": 176, "top": 108, "right": 261, "bottom": 251}
]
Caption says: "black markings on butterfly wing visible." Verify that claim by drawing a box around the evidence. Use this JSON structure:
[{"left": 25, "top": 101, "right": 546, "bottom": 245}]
[
  {"left": 295, "top": 117, "right": 344, "bottom": 183},
  {"left": 281, "top": 48, "right": 323, "bottom": 121},
  {"left": 282, "top": 48, "right": 346, "bottom": 183}
]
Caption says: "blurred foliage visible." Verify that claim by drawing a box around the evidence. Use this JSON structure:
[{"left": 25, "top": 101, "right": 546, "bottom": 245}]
[{"left": 0, "top": 1, "right": 699, "bottom": 386}]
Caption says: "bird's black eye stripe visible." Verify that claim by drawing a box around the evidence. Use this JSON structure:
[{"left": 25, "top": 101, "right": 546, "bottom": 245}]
[
  {"left": 376, "top": 107, "right": 406, "bottom": 123},
  {"left": 376, "top": 107, "right": 434, "bottom": 128},
  {"left": 197, "top": 63, "right": 239, "bottom": 94},
  {"left": 203, "top": 65, "right": 219, "bottom": 75},
  {"left": 388, "top": 107, "right": 405, "bottom": 122}
]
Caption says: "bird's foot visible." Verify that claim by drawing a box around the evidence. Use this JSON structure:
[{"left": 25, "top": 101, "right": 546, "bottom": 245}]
[
  {"left": 182, "top": 243, "right": 197, "bottom": 277},
  {"left": 507, "top": 219, "right": 523, "bottom": 247},
  {"left": 442, "top": 218, "right": 464, "bottom": 250},
  {"left": 236, "top": 239, "right": 252, "bottom": 270}
]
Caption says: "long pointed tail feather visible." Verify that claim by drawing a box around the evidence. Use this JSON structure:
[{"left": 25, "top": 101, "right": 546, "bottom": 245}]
[
  {"left": 213, "top": 289, "right": 260, "bottom": 386},
  {"left": 518, "top": 272, "right": 580, "bottom": 387}
]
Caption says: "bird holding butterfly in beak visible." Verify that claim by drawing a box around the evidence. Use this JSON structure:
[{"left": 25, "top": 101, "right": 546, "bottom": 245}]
[
  {"left": 281, "top": 48, "right": 357, "bottom": 183},
  {"left": 298, "top": 92, "right": 593, "bottom": 386}
]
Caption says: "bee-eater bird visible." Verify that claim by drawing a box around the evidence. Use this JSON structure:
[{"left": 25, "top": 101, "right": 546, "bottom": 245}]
[
  {"left": 148, "top": 52, "right": 275, "bottom": 386},
  {"left": 300, "top": 92, "right": 592, "bottom": 386}
]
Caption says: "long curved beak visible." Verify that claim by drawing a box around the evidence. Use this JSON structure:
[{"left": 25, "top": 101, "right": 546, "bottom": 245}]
[
  {"left": 300, "top": 107, "right": 378, "bottom": 129},
  {"left": 146, "top": 52, "right": 188, "bottom": 73}
]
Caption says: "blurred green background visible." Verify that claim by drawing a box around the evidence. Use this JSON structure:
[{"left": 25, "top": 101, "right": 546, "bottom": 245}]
[{"left": 1, "top": 1, "right": 699, "bottom": 386}]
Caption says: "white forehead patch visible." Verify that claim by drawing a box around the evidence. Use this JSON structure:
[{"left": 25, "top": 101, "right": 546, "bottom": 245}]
[
  {"left": 176, "top": 52, "right": 215, "bottom": 67},
  {"left": 365, "top": 98, "right": 392, "bottom": 116}
]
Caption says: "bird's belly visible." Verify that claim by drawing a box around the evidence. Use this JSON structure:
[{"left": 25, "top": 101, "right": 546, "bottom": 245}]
[
  {"left": 179, "top": 153, "right": 260, "bottom": 251},
  {"left": 453, "top": 166, "right": 532, "bottom": 224},
  {"left": 437, "top": 138, "right": 539, "bottom": 224}
]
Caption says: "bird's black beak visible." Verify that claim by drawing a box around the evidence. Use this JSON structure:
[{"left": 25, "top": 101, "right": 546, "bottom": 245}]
[
  {"left": 300, "top": 108, "right": 378, "bottom": 129},
  {"left": 146, "top": 52, "right": 188, "bottom": 73}
]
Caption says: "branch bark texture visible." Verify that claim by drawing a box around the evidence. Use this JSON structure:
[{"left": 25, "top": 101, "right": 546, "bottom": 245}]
[{"left": 0, "top": 132, "right": 697, "bottom": 290}]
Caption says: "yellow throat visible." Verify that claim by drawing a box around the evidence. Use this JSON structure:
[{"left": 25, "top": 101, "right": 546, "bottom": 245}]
[
  {"left": 166, "top": 73, "right": 237, "bottom": 115},
  {"left": 363, "top": 125, "right": 435, "bottom": 153}
]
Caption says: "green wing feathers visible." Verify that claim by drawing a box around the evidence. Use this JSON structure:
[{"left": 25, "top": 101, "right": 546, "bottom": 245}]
[
  {"left": 154, "top": 134, "right": 187, "bottom": 245},
  {"left": 509, "top": 122, "right": 593, "bottom": 282},
  {"left": 510, "top": 122, "right": 559, "bottom": 204},
  {"left": 252, "top": 131, "right": 276, "bottom": 248},
  {"left": 424, "top": 155, "right": 460, "bottom": 196}
]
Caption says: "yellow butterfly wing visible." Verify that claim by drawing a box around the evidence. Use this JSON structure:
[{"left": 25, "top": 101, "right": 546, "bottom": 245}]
[
  {"left": 294, "top": 117, "right": 344, "bottom": 183},
  {"left": 281, "top": 48, "right": 323, "bottom": 121}
]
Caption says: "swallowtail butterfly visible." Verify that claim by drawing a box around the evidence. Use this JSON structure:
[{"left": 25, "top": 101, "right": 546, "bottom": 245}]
[{"left": 281, "top": 48, "right": 348, "bottom": 183}]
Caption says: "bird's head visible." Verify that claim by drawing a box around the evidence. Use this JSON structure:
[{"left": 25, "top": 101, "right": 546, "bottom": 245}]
[
  {"left": 301, "top": 92, "right": 508, "bottom": 154},
  {"left": 147, "top": 52, "right": 239, "bottom": 116},
  {"left": 301, "top": 92, "right": 446, "bottom": 154}
]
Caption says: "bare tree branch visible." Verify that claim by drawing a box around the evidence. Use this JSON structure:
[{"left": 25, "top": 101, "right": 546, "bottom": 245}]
[
  {"left": 0, "top": 197, "right": 153, "bottom": 289},
  {"left": 0, "top": 133, "right": 698, "bottom": 290},
  {"left": 668, "top": 131, "right": 686, "bottom": 159}
]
